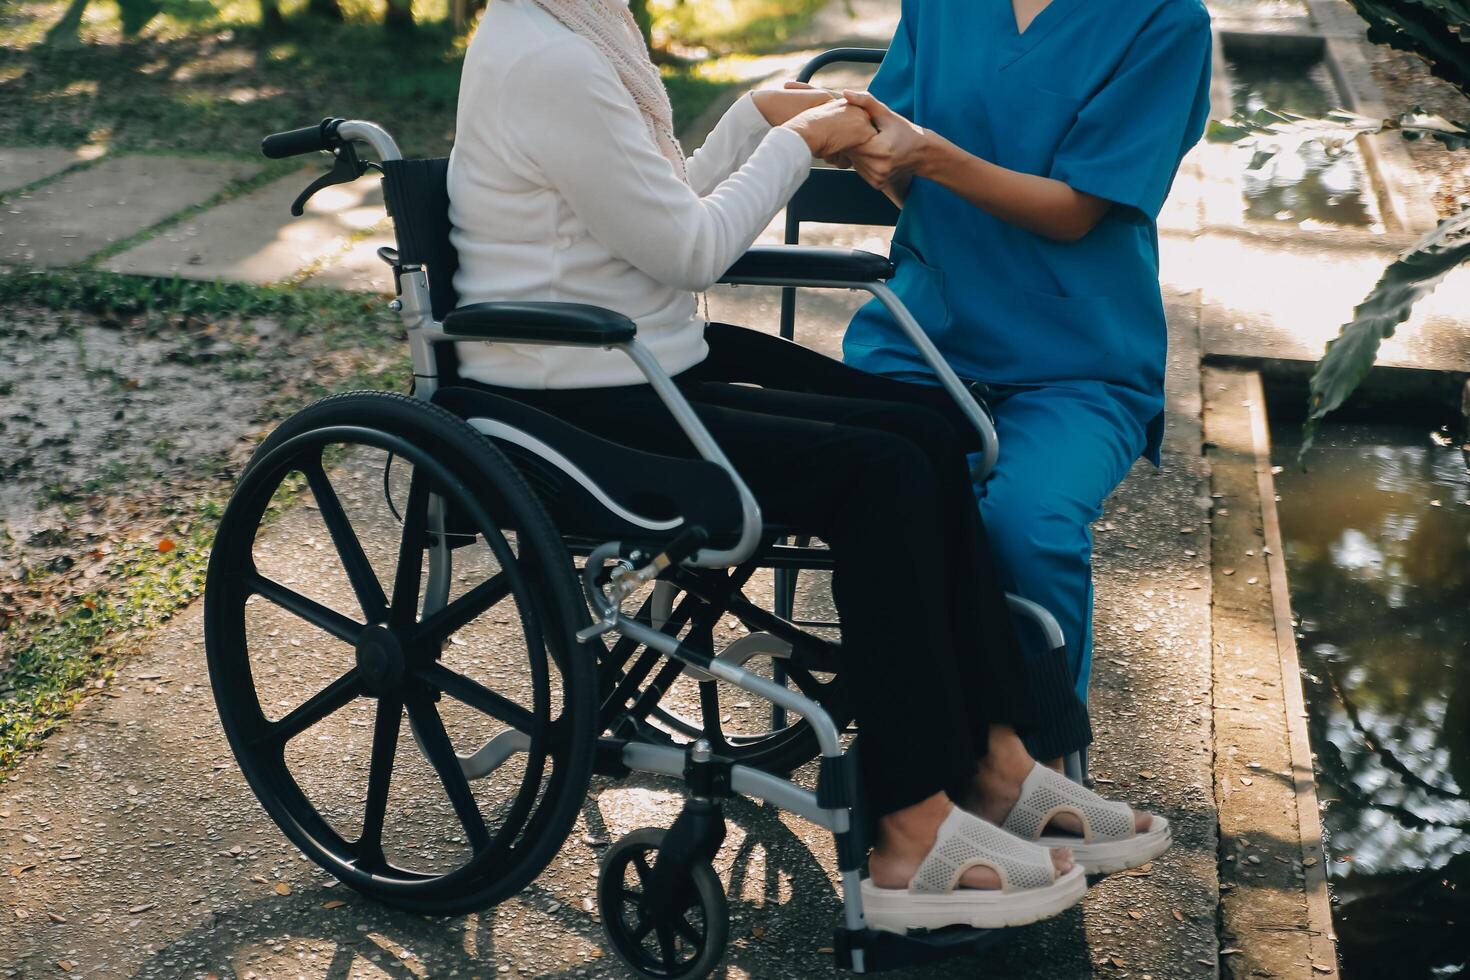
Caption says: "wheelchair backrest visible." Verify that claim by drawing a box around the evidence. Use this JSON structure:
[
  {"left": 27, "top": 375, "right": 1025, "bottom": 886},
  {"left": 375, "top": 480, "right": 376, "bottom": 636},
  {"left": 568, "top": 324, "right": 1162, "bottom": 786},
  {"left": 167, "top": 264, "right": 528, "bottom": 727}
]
[
  {"left": 380, "top": 157, "right": 460, "bottom": 322},
  {"left": 779, "top": 46, "right": 897, "bottom": 341}
]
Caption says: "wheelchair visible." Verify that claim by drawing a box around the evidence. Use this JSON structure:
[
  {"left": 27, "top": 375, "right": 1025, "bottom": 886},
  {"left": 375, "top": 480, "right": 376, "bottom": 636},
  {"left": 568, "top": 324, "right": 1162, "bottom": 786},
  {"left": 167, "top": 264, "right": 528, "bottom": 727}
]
[{"left": 203, "top": 48, "right": 1076, "bottom": 979}]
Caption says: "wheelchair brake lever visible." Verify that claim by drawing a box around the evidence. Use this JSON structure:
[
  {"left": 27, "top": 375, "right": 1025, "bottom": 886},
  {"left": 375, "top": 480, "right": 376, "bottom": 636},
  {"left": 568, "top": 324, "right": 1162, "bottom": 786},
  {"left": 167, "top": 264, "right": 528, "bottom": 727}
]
[{"left": 290, "top": 142, "right": 369, "bottom": 216}]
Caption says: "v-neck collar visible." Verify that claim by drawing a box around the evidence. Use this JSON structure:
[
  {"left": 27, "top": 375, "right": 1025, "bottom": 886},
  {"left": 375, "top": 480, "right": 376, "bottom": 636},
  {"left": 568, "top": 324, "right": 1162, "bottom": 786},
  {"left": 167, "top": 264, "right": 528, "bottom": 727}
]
[{"left": 999, "top": 0, "right": 1082, "bottom": 69}]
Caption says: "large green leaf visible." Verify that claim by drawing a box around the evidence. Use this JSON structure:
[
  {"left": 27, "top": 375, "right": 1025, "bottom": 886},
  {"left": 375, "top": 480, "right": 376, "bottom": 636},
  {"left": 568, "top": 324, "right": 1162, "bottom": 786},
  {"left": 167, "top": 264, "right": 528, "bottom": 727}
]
[{"left": 1301, "top": 206, "right": 1470, "bottom": 460}]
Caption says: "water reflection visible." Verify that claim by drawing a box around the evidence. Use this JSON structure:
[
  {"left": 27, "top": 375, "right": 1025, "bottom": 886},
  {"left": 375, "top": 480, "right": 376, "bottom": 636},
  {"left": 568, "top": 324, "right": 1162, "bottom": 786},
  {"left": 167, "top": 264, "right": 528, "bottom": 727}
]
[
  {"left": 1273, "top": 423, "right": 1469, "bottom": 979},
  {"left": 1227, "top": 57, "right": 1376, "bottom": 227}
]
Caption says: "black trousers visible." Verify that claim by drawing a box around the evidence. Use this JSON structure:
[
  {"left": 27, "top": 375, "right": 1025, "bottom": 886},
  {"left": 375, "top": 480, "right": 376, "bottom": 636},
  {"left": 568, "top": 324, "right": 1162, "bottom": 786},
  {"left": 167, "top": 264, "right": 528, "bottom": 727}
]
[{"left": 471, "top": 325, "right": 1036, "bottom": 816}]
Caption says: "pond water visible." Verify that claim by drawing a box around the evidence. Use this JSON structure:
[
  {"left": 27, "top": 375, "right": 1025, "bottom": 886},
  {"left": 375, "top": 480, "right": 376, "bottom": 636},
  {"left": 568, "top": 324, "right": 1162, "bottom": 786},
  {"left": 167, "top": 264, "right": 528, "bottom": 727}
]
[
  {"left": 1227, "top": 55, "right": 1378, "bottom": 228},
  {"left": 1272, "top": 421, "right": 1470, "bottom": 979}
]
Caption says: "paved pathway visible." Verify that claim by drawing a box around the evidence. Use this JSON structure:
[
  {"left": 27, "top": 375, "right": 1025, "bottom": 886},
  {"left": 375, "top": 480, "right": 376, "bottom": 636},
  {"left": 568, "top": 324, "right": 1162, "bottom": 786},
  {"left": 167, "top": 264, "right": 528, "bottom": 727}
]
[{"left": 3, "top": 0, "right": 1462, "bottom": 976}]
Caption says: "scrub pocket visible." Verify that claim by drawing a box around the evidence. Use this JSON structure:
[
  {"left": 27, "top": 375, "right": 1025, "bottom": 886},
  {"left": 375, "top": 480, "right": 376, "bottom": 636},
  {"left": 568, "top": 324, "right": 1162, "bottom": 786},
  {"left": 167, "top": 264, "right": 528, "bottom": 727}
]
[{"left": 885, "top": 241, "right": 954, "bottom": 343}]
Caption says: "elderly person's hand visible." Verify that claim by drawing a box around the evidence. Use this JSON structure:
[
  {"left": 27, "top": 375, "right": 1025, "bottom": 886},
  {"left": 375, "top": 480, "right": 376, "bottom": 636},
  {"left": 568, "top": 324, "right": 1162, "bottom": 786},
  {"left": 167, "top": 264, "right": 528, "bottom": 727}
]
[
  {"left": 781, "top": 98, "right": 879, "bottom": 160},
  {"left": 839, "top": 90, "right": 936, "bottom": 201},
  {"left": 750, "top": 84, "right": 839, "bottom": 126}
]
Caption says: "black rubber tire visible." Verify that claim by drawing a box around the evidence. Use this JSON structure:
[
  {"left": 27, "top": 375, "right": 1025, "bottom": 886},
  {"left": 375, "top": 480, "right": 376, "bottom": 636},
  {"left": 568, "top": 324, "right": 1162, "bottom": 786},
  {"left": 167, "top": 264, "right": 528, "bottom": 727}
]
[
  {"left": 598, "top": 828, "right": 729, "bottom": 980},
  {"left": 205, "top": 390, "right": 596, "bottom": 915}
]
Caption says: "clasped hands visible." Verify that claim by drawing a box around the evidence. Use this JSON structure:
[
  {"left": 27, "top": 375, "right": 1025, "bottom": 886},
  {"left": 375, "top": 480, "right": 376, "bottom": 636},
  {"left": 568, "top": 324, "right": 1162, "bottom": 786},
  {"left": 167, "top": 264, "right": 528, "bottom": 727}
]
[{"left": 752, "top": 84, "right": 935, "bottom": 199}]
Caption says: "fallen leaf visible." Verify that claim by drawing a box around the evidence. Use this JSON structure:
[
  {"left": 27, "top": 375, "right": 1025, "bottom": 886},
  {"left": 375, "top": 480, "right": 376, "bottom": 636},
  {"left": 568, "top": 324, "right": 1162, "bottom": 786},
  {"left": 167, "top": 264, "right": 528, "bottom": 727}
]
[
  {"left": 47, "top": 911, "right": 66, "bottom": 923},
  {"left": 1172, "top": 909, "right": 1185, "bottom": 922},
  {"left": 1126, "top": 910, "right": 1143, "bottom": 920},
  {"left": 1240, "top": 776, "right": 1254, "bottom": 786},
  {"left": 1312, "top": 965, "right": 1333, "bottom": 974},
  {"left": 322, "top": 899, "right": 347, "bottom": 910},
  {"left": 58, "top": 961, "right": 75, "bottom": 973},
  {"left": 9, "top": 864, "right": 36, "bottom": 877},
  {"left": 750, "top": 925, "right": 765, "bottom": 938},
  {"left": 1139, "top": 771, "right": 1156, "bottom": 780},
  {"left": 127, "top": 903, "right": 156, "bottom": 914},
  {"left": 1303, "top": 857, "right": 1319, "bottom": 867},
  {"left": 273, "top": 882, "right": 292, "bottom": 896},
  {"left": 1109, "top": 956, "right": 1127, "bottom": 968},
  {"left": 157, "top": 538, "right": 176, "bottom": 553}
]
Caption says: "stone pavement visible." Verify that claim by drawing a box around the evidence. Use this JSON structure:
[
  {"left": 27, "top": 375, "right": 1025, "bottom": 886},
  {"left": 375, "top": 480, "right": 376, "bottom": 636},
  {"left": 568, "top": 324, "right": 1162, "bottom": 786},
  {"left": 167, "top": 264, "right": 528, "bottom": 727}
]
[{"left": 9, "top": 0, "right": 1463, "bottom": 976}]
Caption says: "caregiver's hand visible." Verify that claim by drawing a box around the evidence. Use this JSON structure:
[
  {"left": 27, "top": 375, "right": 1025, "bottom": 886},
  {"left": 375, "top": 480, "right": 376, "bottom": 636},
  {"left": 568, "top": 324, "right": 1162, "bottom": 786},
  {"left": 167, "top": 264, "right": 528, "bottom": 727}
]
[
  {"left": 782, "top": 100, "right": 878, "bottom": 160},
  {"left": 841, "top": 90, "right": 1111, "bottom": 240},
  {"left": 840, "top": 90, "right": 934, "bottom": 201}
]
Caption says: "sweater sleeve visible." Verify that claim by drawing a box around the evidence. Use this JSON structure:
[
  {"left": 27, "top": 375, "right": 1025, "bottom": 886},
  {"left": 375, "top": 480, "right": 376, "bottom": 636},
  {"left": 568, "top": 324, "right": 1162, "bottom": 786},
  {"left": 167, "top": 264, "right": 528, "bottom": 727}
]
[
  {"left": 685, "top": 93, "right": 779, "bottom": 196},
  {"left": 501, "top": 38, "right": 812, "bottom": 293}
]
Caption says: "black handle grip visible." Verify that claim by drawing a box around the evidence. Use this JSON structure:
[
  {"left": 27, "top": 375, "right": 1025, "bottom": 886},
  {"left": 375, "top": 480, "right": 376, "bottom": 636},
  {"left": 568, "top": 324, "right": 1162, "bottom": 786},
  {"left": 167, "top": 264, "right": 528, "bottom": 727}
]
[{"left": 261, "top": 118, "right": 343, "bottom": 159}]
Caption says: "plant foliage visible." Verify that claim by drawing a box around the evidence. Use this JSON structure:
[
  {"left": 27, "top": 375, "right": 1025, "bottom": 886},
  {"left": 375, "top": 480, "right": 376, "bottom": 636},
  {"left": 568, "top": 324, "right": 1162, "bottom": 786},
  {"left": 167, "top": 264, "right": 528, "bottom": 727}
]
[
  {"left": 1303, "top": 206, "right": 1470, "bottom": 458},
  {"left": 1345, "top": 0, "right": 1470, "bottom": 95}
]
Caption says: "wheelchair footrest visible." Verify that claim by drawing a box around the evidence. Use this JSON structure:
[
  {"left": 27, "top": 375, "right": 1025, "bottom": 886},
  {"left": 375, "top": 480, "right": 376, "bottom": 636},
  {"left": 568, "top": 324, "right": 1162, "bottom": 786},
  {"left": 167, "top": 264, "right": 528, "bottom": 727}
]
[{"left": 835, "top": 924, "right": 1014, "bottom": 973}]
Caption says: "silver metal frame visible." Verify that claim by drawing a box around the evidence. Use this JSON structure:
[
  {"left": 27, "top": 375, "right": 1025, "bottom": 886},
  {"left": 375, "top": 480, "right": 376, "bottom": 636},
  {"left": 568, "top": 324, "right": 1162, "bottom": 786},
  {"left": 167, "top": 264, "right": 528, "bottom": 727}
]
[{"left": 329, "top": 119, "right": 1082, "bottom": 972}]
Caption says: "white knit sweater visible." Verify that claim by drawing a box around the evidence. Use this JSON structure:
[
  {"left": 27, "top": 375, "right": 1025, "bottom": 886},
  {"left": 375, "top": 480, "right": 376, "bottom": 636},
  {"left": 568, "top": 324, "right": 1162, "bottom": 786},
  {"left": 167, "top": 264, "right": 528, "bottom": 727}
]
[{"left": 446, "top": 0, "right": 813, "bottom": 389}]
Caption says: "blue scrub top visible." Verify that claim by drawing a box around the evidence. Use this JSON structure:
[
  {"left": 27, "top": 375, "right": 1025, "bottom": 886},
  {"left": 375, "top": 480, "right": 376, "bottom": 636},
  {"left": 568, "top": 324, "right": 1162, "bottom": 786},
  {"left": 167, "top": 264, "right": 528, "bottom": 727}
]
[{"left": 844, "top": 0, "right": 1213, "bottom": 463}]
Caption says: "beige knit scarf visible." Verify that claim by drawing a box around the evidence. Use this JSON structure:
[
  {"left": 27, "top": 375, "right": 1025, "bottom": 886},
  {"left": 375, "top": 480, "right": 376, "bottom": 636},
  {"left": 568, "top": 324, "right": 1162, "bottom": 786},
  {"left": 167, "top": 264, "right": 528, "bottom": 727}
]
[{"left": 528, "top": 0, "right": 688, "bottom": 181}]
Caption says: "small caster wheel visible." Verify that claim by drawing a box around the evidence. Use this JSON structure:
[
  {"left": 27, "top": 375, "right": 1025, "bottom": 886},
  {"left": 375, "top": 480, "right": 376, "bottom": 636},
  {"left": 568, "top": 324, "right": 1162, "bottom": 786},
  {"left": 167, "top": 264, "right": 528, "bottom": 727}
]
[{"left": 597, "top": 828, "right": 729, "bottom": 979}]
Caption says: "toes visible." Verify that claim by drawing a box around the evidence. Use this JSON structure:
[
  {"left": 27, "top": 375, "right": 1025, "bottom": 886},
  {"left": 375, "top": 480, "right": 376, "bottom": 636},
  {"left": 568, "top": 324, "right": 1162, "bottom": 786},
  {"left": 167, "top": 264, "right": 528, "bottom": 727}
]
[
  {"left": 1049, "top": 846, "right": 1074, "bottom": 877},
  {"left": 1135, "top": 810, "right": 1153, "bottom": 833}
]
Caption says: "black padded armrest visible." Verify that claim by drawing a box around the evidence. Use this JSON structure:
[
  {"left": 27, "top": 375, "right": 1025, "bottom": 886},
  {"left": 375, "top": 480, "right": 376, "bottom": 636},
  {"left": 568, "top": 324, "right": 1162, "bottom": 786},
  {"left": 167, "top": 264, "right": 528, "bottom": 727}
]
[
  {"left": 720, "top": 246, "right": 895, "bottom": 285},
  {"left": 442, "top": 302, "right": 636, "bottom": 346}
]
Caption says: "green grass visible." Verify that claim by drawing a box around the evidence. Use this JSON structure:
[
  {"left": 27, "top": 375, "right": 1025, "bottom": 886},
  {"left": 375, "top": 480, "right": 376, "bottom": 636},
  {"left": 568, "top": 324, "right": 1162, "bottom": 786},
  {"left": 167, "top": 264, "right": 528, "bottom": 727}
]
[
  {"left": 0, "top": 267, "right": 412, "bottom": 774},
  {"left": 652, "top": 0, "right": 830, "bottom": 54},
  {"left": 0, "top": 509, "right": 215, "bottom": 769},
  {"left": 0, "top": 0, "right": 825, "bottom": 159},
  {"left": 0, "top": 266, "right": 400, "bottom": 341}
]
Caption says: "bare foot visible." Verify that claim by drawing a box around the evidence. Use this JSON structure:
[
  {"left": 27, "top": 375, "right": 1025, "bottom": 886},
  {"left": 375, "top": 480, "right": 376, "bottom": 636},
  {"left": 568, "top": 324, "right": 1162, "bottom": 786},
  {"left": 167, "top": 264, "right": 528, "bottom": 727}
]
[{"left": 868, "top": 794, "right": 1073, "bottom": 890}]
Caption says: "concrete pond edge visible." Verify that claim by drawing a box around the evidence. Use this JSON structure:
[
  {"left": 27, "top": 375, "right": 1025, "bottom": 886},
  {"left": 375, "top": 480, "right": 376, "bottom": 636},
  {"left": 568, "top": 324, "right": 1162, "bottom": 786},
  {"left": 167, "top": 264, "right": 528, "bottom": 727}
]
[{"left": 1206, "top": 366, "right": 1339, "bottom": 980}]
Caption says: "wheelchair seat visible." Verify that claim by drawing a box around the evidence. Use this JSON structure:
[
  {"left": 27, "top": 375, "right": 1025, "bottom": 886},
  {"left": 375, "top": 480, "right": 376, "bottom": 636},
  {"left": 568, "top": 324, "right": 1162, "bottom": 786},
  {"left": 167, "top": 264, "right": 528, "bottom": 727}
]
[{"left": 381, "top": 156, "right": 781, "bottom": 550}]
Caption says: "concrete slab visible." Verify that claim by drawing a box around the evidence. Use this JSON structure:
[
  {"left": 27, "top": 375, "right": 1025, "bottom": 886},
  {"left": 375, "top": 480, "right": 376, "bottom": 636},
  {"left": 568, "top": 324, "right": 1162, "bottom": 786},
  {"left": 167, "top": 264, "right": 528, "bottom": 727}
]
[
  {"left": 0, "top": 146, "right": 96, "bottom": 196},
  {"left": 1205, "top": 367, "right": 1340, "bottom": 979},
  {"left": 305, "top": 226, "right": 397, "bottom": 294},
  {"left": 102, "top": 171, "right": 384, "bottom": 284},
  {"left": 0, "top": 154, "right": 259, "bottom": 268},
  {"left": 1163, "top": 226, "right": 1470, "bottom": 374}
]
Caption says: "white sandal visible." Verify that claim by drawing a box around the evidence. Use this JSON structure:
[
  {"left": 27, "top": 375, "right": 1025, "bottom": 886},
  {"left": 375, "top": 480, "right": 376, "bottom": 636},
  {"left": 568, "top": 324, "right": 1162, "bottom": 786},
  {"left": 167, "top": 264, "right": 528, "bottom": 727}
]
[
  {"left": 860, "top": 807, "right": 1086, "bottom": 933},
  {"left": 1002, "top": 764, "right": 1172, "bottom": 875}
]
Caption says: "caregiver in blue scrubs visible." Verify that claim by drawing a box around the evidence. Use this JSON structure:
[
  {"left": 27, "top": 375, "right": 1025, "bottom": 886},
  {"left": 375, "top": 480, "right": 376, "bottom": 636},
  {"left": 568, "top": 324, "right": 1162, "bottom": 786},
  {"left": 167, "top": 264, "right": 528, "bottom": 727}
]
[{"left": 837, "top": 0, "right": 1212, "bottom": 764}]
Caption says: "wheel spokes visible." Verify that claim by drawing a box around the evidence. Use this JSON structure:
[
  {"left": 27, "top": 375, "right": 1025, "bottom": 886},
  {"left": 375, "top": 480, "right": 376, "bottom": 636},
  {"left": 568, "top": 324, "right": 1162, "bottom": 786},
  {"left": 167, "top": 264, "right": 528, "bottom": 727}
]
[
  {"left": 417, "top": 661, "right": 539, "bottom": 736},
  {"left": 674, "top": 917, "right": 702, "bottom": 945},
  {"left": 357, "top": 697, "right": 402, "bottom": 863},
  {"left": 261, "top": 669, "right": 363, "bottom": 746},
  {"left": 407, "top": 697, "right": 491, "bottom": 853},
  {"left": 656, "top": 923, "right": 677, "bottom": 965},
  {"left": 409, "top": 572, "right": 511, "bottom": 647},
  {"left": 390, "top": 476, "right": 431, "bottom": 630},
  {"left": 303, "top": 460, "right": 389, "bottom": 623},
  {"left": 632, "top": 851, "right": 654, "bottom": 887},
  {"left": 248, "top": 574, "right": 363, "bottom": 645}
]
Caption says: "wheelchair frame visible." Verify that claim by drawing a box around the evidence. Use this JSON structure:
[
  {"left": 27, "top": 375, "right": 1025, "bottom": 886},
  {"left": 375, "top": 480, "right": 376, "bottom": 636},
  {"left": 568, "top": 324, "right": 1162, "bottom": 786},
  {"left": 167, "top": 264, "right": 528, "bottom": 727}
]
[
  {"left": 349, "top": 115, "right": 1007, "bottom": 973},
  {"left": 230, "top": 51, "right": 1078, "bottom": 971}
]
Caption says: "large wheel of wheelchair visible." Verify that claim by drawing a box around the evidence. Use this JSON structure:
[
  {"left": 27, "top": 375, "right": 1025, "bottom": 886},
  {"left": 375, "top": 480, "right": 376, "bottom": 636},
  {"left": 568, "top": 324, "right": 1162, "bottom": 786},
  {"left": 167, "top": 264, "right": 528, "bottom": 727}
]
[
  {"left": 598, "top": 828, "right": 728, "bottom": 980},
  {"left": 204, "top": 391, "right": 596, "bottom": 915}
]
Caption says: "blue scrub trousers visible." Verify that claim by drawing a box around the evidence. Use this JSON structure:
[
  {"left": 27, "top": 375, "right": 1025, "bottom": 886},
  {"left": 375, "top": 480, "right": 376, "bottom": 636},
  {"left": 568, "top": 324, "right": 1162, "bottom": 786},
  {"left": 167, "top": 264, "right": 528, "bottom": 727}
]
[{"left": 972, "top": 383, "right": 1147, "bottom": 750}]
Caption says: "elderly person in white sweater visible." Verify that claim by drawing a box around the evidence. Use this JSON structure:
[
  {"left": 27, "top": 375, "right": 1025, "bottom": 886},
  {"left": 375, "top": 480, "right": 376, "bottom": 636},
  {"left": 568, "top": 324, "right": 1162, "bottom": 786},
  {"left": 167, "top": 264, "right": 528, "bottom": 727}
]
[{"left": 445, "top": 0, "right": 1167, "bottom": 935}]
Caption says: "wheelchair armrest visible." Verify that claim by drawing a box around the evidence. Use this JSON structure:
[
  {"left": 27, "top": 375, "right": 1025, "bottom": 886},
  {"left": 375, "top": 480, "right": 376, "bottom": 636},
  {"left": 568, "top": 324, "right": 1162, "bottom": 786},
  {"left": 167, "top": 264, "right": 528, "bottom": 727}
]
[
  {"left": 442, "top": 302, "right": 636, "bottom": 347},
  {"left": 719, "top": 246, "right": 895, "bottom": 286}
]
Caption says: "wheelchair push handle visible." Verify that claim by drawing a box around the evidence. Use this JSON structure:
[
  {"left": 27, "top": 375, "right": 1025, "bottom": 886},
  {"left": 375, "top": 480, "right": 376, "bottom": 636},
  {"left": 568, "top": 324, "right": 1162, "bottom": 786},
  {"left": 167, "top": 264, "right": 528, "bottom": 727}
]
[{"left": 261, "top": 117, "right": 345, "bottom": 159}]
